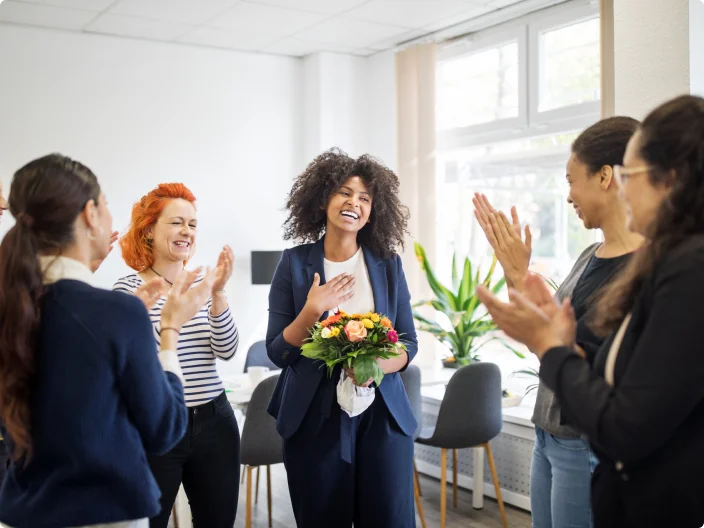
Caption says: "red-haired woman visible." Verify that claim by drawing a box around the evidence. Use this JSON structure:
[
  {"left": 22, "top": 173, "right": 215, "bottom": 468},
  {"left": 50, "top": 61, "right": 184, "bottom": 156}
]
[{"left": 114, "top": 183, "right": 240, "bottom": 528}]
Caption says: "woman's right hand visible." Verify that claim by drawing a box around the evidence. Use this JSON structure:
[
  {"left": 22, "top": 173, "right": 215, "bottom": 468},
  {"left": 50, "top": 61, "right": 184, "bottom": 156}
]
[
  {"left": 160, "top": 267, "right": 219, "bottom": 331},
  {"left": 305, "top": 272, "right": 355, "bottom": 318},
  {"left": 472, "top": 192, "right": 532, "bottom": 290}
]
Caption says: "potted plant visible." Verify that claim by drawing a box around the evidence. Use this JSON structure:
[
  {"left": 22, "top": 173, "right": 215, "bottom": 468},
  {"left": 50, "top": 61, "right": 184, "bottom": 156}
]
[{"left": 412, "top": 242, "right": 524, "bottom": 368}]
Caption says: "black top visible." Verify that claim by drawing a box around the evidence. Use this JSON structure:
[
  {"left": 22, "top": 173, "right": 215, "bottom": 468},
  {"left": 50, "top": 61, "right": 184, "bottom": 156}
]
[
  {"left": 540, "top": 235, "right": 704, "bottom": 528},
  {"left": 570, "top": 252, "right": 631, "bottom": 364}
]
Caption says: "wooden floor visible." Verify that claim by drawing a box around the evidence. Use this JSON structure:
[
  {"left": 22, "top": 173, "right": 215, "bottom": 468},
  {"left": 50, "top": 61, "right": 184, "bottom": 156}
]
[{"left": 232, "top": 463, "right": 532, "bottom": 528}]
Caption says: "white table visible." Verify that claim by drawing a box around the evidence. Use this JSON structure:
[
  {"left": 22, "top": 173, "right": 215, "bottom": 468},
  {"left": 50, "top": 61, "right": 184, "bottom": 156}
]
[{"left": 222, "top": 370, "right": 280, "bottom": 410}]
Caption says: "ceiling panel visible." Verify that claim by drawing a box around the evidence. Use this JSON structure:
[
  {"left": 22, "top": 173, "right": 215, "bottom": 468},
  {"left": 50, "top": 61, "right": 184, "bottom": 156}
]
[
  {"left": 298, "top": 17, "right": 407, "bottom": 48},
  {"left": 12, "top": 0, "right": 116, "bottom": 11},
  {"left": 487, "top": 0, "right": 527, "bottom": 7},
  {"left": 423, "top": 3, "right": 493, "bottom": 31},
  {"left": 85, "top": 13, "right": 193, "bottom": 41},
  {"left": 262, "top": 37, "right": 365, "bottom": 57},
  {"left": 245, "top": 0, "right": 369, "bottom": 15},
  {"left": 207, "top": 2, "right": 326, "bottom": 35},
  {"left": 178, "top": 26, "right": 275, "bottom": 51},
  {"left": 109, "top": 0, "right": 242, "bottom": 26},
  {"left": 0, "top": 1, "right": 96, "bottom": 30},
  {"left": 345, "top": 1, "right": 478, "bottom": 30}
]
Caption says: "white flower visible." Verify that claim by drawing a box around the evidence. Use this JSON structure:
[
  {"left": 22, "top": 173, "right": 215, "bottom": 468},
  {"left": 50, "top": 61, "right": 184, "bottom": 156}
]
[{"left": 321, "top": 327, "right": 332, "bottom": 339}]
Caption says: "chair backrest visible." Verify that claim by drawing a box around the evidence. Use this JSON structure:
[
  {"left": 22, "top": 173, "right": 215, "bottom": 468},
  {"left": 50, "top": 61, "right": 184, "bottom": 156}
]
[
  {"left": 244, "top": 340, "right": 278, "bottom": 372},
  {"left": 432, "top": 362, "right": 502, "bottom": 449},
  {"left": 240, "top": 375, "right": 283, "bottom": 467},
  {"left": 399, "top": 365, "right": 422, "bottom": 440}
]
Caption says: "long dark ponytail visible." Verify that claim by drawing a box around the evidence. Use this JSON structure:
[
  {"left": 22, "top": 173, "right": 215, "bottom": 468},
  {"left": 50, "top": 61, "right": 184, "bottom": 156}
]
[{"left": 0, "top": 154, "right": 100, "bottom": 461}]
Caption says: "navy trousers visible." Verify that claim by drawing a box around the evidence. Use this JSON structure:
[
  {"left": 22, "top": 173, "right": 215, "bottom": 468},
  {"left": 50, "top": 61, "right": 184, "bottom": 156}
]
[{"left": 282, "top": 379, "right": 416, "bottom": 528}]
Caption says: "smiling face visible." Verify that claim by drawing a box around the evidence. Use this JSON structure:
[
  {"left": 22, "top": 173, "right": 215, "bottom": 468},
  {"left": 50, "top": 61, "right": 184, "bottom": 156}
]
[
  {"left": 325, "top": 176, "right": 372, "bottom": 234},
  {"left": 565, "top": 153, "right": 614, "bottom": 229},
  {"left": 147, "top": 198, "right": 197, "bottom": 264},
  {"left": 619, "top": 131, "right": 672, "bottom": 235}
]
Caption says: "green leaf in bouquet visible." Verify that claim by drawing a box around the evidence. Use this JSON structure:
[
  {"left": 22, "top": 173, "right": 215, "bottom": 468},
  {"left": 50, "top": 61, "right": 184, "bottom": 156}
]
[
  {"left": 300, "top": 342, "right": 325, "bottom": 359},
  {"left": 353, "top": 355, "right": 385, "bottom": 387}
]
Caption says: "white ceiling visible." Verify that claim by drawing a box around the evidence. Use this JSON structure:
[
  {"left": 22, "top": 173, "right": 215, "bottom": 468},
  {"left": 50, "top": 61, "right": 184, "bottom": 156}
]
[{"left": 0, "top": 0, "right": 528, "bottom": 57}]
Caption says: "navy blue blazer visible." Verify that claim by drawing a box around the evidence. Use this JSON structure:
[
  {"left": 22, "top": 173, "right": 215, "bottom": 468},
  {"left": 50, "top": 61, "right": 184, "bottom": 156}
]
[{"left": 266, "top": 238, "right": 418, "bottom": 439}]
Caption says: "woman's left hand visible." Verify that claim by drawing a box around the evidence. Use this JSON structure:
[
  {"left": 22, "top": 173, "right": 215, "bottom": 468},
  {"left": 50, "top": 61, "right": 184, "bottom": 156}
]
[
  {"left": 91, "top": 230, "right": 119, "bottom": 272},
  {"left": 476, "top": 280, "right": 576, "bottom": 360},
  {"left": 212, "top": 245, "right": 234, "bottom": 293},
  {"left": 345, "top": 368, "right": 373, "bottom": 388}
]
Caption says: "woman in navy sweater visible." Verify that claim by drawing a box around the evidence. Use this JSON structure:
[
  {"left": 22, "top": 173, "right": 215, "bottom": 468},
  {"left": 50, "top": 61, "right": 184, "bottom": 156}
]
[{"left": 0, "top": 154, "right": 217, "bottom": 528}]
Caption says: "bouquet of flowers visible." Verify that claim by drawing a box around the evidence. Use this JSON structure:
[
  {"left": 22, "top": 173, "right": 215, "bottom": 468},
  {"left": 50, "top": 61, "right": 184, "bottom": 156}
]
[{"left": 300, "top": 311, "right": 407, "bottom": 387}]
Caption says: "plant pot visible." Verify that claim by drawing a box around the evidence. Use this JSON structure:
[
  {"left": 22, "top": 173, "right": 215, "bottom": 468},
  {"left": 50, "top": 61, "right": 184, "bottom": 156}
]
[{"left": 442, "top": 357, "right": 471, "bottom": 369}]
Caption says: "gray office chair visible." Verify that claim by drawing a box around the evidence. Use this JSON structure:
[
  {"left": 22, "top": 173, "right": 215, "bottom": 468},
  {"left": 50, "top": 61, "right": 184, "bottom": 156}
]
[
  {"left": 243, "top": 340, "right": 278, "bottom": 372},
  {"left": 400, "top": 365, "right": 427, "bottom": 528},
  {"left": 240, "top": 374, "right": 282, "bottom": 528},
  {"left": 416, "top": 362, "right": 507, "bottom": 528}
]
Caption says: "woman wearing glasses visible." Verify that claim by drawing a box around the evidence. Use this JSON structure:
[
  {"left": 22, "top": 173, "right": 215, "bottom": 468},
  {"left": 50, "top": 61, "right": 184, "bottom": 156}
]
[
  {"left": 473, "top": 116, "right": 643, "bottom": 528},
  {"left": 478, "top": 94, "right": 704, "bottom": 527}
]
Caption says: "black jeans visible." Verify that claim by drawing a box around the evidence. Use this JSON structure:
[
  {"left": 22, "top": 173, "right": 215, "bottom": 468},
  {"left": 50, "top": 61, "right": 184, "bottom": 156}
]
[{"left": 148, "top": 391, "right": 240, "bottom": 528}]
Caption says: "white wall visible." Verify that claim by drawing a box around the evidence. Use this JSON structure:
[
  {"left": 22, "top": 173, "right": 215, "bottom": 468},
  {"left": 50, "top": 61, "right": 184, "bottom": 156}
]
[
  {"left": 0, "top": 24, "right": 303, "bottom": 378},
  {"left": 690, "top": 0, "right": 704, "bottom": 97},
  {"left": 613, "top": 0, "right": 691, "bottom": 118}
]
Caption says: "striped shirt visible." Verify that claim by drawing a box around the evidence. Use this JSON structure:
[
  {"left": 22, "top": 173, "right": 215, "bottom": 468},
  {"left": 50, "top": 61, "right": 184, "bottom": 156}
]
[{"left": 113, "top": 274, "right": 239, "bottom": 406}]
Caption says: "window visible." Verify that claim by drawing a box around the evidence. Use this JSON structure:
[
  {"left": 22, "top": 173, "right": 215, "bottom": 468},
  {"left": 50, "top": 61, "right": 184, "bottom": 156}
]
[
  {"left": 434, "top": 1, "right": 601, "bottom": 384},
  {"left": 436, "top": 1, "right": 600, "bottom": 285}
]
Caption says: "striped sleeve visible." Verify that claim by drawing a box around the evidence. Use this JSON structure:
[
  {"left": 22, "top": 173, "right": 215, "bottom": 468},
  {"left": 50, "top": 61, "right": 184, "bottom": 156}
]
[{"left": 208, "top": 298, "right": 239, "bottom": 361}]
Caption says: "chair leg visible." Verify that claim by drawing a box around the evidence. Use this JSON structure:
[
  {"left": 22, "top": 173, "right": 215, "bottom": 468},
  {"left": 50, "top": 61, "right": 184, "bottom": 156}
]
[
  {"left": 267, "top": 465, "right": 273, "bottom": 528},
  {"left": 255, "top": 465, "right": 260, "bottom": 504},
  {"left": 452, "top": 448, "right": 458, "bottom": 509},
  {"left": 241, "top": 466, "right": 245, "bottom": 484},
  {"left": 440, "top": 448, "right": 447, "bottom": 528},
  {"left": 414, "top": 459, "right": 422, "bottom": 497},
  {"left": 171, "top": 505, "right": 179, "bottom": 528},
  {"left": 413, "top": 462, "right": 427, "bottom": 528},
  {"left": 484, "top": 443, "right": 508, "bottom": 528},
  {"left": 246, "top": 466, "right": 253, "bottom": 528}
]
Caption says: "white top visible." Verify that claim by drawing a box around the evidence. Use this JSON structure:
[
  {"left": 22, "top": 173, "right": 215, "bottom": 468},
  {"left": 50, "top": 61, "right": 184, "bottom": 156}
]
[
  {"left": 324, "top": 247, "right": 375, "bottom": 315},
  {"left": 113, "top": 274, "right": 239, "bottom": 406},
  {"left": 38, "top": 256, "right": 183, "bottom": 384}
]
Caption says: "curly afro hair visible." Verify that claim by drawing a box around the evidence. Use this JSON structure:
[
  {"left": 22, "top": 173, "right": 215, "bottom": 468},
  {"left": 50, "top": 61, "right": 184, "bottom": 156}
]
[{"left": 283, "top": 148, "right": 410, "bottom": 259}]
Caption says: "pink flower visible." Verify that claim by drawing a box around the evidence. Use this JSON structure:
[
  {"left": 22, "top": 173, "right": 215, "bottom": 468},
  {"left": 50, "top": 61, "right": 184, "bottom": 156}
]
[
  {"left": 344, "top": 320, "right": 368, "bottom": 342},
  {"left": 387, "top": 330, "right": 399, "bottom": 343}
]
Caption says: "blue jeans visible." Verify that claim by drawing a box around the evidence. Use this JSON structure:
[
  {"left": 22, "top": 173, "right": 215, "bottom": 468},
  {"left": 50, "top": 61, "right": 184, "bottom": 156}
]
[{"left": 531, "top": 427, "right": 597, "bottom": 528}]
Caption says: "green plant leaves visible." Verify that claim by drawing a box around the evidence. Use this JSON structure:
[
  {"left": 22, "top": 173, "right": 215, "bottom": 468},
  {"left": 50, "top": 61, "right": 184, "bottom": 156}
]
[{"left": 413, "top": 243, "right": 526, "bottom": 363}]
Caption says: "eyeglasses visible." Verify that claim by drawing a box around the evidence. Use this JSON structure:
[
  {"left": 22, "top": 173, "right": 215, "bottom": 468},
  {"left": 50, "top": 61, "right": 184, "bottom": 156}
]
[{"left": 613, "top": 165, "right": 652, "bottom": 187}]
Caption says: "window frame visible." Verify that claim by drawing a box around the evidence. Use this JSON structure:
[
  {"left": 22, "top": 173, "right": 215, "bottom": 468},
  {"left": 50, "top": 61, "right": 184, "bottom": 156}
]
[{"left": 436, "top": 0, "right": 600, "bottom": 151}]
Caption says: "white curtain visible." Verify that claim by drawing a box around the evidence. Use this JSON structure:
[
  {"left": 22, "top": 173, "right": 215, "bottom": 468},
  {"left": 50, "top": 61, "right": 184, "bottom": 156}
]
[{"left": 395, "top": 42, "right": 438, "bottom": 368}]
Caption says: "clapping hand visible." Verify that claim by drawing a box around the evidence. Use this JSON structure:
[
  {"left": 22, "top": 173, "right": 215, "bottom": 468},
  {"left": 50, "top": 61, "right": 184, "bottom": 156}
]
[
  {"left": 476, "top": 274, "right": 576, "bottom": 360},
  {"left": 161, "top": 266, "right": 219, "bottom": 331},
  {"left": 134, "top": 277, "right": 163, "bottom": 310},
  {"left": 90, "top": 230, "right": 120, "bottom": 272},
  {"left": 472, "top": 193, "right": 532, "bottom": 290},
  {"left": 212, "top": 245, "right": 234, "bottom": 294},
  {"left": 305, "top": 272, "right": 355, "bottom": 318}
]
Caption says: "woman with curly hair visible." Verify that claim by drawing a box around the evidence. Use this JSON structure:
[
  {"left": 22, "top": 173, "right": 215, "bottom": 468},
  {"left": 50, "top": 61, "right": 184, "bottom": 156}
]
[{"left": 266, "top": 149, "right": 418, "bottom": 527}]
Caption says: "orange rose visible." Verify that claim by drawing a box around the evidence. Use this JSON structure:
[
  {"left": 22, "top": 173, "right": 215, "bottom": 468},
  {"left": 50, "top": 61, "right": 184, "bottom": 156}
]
[
  {"left": 380, "top": 317, "right": 392, "bottom": 328},
  {"left": 321, "top": 313, "right": 342, "bottom": 328},
  {"left": 344, "top": 320, "right": 368, "bottom": 342}
]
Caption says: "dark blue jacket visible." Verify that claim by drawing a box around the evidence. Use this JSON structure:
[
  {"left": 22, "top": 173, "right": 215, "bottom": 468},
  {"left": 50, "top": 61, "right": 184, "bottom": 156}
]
[
  {"left": 0, "top": 280, "right": 188, "bottom": 528},
  {"left": 266, "top": 239, "right": 418, "bottom": 439}
]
